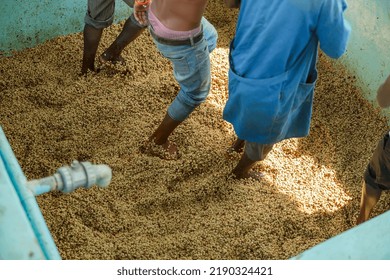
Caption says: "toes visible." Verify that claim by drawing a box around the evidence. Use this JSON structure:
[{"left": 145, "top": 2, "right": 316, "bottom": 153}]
[
  {"left": 247, "top": 171, "right": 265, "bottom": 181},
  {"left": 100, "top": 53, "right": 126, "bottom": 65}
]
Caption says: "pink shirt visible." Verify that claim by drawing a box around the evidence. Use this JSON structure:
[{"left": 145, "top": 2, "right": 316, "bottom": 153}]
[{"left": 148, "top": 8, "right": 201, "bottom": 40}]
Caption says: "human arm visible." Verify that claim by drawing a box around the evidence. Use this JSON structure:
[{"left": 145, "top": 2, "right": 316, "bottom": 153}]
[
  {"left": 316, "top": 0, "right": 351, "bottom": 59},
  {"left": 224, "top": 0, "right": 240, "bottom": 8},
  {"left": 134, "top": 0, "right": 151, "bottom": 26},
  {"left": 376, "top": 75, "right": 390, "bottom": 108}
]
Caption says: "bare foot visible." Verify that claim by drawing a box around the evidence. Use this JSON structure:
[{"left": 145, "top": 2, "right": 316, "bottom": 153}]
[
  {"left": 99, "top": 53, "right": 126, "bottom": 65},
  {"left": 140, "top": 139, "right": 179, "bottom": 160},
  {"left": 232, "top": 170, "right": 265, "bottom": 182},
  {"left": 79, "top": 67, "right": 100, "bottom": 77}
]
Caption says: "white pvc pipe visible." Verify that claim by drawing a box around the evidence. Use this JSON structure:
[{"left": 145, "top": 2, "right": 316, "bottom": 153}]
[{"left": 26, "top": 161, "right": 112, "bottom": 195}]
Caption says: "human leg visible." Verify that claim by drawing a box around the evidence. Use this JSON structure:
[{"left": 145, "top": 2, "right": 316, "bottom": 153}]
[
  {"left": 144, "top": 30, "right": 213, "bottom": 157},
  {"left": 148, "top": 113, "right": 181, "bottom": 158},
  {"left": 164, "top": 39, "right": 212, "bottom": 122},
  {"left": 232, "top": 141, "right": 274, "bottom": 180},
  {"left": 82, "top": 24, "right": 104, "bottom": 74},
  {"left": 82, "top": 0, "right": 115, "bottom": 74},
  {"left": 356, "top": 181, "right": 382, "bottom": 225},
  {"left": 232, "top": 152, "right": 260, "bottom": 180},
  {"left": 100, "top": 14, "right": 146, "bottom": 64},
  {"left": 225, "top": 137, "right": 245, "bottom": 160},
  {"left": 228, "top": 137, "right": 245, "bottom": 154},
  {"left": 356, "top": 132, "right": 390, "bottom": 224}
]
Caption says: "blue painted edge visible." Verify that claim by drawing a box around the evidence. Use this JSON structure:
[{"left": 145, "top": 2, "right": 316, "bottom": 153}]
[
  {"left": 0, "top": 156, "right": 46, "bottom": 259},
  {"left": 291, "top": 210, "right": 390, "bottom": 260},
  {"left": 0, "top": 126, "right": 61, "bottom": 260}
]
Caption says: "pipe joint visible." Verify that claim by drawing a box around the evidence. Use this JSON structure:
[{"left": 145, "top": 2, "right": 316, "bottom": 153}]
[
  {"left": 56, "top": 160, "right": 112, "bottom": 193},
  {"left": 26, "top": 160, "right": 112, "bottom": 195}
]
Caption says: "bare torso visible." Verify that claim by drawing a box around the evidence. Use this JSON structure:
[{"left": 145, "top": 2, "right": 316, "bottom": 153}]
[{"left": 151, "top": 0, "right": 208, "bottom": 31}]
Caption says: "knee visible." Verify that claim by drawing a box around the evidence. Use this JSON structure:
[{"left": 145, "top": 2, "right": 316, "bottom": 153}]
[
  {"left": 84, "top": 12, "right": 114, "bottom": 29},
  {"left": 84, "top": 0, "right": 115, "bottom": 29}
]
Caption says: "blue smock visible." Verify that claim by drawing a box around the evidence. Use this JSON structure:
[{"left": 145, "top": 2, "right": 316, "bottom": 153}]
[{"left": 223, "top": 0, "right": 351, "bottom": 144}]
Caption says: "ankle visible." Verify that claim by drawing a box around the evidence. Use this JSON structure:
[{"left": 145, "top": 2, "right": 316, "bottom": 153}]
[
  {"left": 232, "top": 168, "right": 245, "bottom": 179},
  {"left": 150, "top": 135, "right": 166, "bottom": 146}
]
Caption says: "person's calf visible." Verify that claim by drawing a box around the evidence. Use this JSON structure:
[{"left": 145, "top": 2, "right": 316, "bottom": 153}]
[
  {"left": 81, "top": 24, "right": 104, "bottom": 75},
  {"left": 225, "top": 138, "right": 245, "bottom": 160},
  {"left": 356, "top": 181, "right": 382, "bottom": 225},
  {"left": 231, "top": 152, "right": 264, "bottom": 181},
  {"left": 140, "top": 113, "right": 182, "bottom": 160},
  {"left": 100, "top": 17, "right": 145, "bottom": 65},
  {"left": 228, "top": 138, "right": 245, "bottom": 153}
]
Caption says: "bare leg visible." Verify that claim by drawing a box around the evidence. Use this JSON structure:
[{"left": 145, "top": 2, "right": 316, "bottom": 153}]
[
  {"left": 228, "top": 137, "right": 245, "bottom": 153},
  {"left": 232, "top": 152, "right": 264, "bottom": 181},
  {"left": 144, "top": 113, "right": 181, "bottom": 159},
  {"left": 356, "top": 181, "right": 382, "bottom": 225},
  {"left": 225, "top": 137, "right": 245, "bottom": 160},
  {"left": 81, "top": 24, "right": 103, "bottom": 75},
  {"left": 100, "top": 18, "right": 145, "bottom": 64}
]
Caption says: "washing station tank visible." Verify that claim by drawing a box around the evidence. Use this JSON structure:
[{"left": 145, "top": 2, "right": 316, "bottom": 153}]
[{"left": 0, "top": 126, "right": 112, "bottom": 259}]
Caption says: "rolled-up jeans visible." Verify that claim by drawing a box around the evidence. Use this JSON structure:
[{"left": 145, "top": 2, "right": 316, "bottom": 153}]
[{"left": 151, "top": 17, "right": 218, "bottom": 122}]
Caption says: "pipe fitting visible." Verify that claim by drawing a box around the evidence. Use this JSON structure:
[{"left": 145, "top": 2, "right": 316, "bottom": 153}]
[
  {"left": 27, "top": 160, "right": 112, "bottom": 195},
  {"left": 56, "top": 160, "right": 112, "bottom": 193}
]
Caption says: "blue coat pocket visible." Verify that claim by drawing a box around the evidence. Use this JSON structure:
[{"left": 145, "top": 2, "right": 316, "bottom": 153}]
[
  {"left": 223, "top": 68, "right": 288, "bottom": 143},
  {"left": 280, "top": 68, "right": 317, "bottom": 139},
  {"left": 223, "top": 67, "right": 318, "bottom": 144}
]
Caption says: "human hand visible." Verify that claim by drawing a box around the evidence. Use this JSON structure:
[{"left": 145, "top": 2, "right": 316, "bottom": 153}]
[{"left": 134, "top": 0, "right": 150, "bottom": 26}]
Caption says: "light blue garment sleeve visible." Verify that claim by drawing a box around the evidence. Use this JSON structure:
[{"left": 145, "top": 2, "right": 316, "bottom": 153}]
[{"left": 316, "top": 0, "right": 351, "bottom": 59}]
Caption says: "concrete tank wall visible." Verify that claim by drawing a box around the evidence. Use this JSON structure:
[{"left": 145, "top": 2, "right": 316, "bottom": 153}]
[
  {"left": 1, "top": 0, "right": 390, "bottom": 260},
  {"left": 0, "top": 0, "right": 131, "bottom": 54},
  {"left": 2, "top": 0, "right": 388, "bottom": 111},
  {"left": 341, "top": 0, "right": 390, "bottom": 105}
]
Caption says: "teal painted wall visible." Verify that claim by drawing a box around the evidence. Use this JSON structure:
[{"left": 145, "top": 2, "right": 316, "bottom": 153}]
[
  {"left": 1, "top": 0, "right": 390, "bottom": 261},
  {"left": 342, "top": 0, "right": 390, "bottom": 104},
  {"left": 0, "top": 0, "right": 131, "bottom": 54}
]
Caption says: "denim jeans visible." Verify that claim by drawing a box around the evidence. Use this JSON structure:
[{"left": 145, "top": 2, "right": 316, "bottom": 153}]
[{"left": 151, "top": 17, "right": 218, "bottom": 122}]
